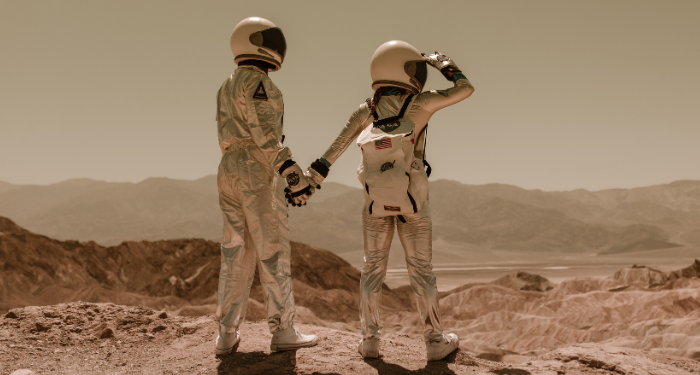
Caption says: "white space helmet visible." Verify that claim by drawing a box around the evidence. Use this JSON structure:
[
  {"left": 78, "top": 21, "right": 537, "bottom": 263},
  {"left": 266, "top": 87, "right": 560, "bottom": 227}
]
[
  {"left": 370, "top": 40, "right": 427, "bottom": 94},
  {"left": 230, "top": 17, "right": 286, "bottom": 71}
]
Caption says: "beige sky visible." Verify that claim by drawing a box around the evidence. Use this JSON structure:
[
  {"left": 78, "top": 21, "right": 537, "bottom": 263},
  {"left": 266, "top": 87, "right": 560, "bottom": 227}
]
[{"left": 1, "top": 0, "right": 699, "bottom": 191}]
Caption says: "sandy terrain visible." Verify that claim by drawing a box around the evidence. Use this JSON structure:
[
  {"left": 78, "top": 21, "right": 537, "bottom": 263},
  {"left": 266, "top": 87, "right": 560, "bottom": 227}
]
[{"left": 2, "top": 302, "right": 700, "bottom": 375}]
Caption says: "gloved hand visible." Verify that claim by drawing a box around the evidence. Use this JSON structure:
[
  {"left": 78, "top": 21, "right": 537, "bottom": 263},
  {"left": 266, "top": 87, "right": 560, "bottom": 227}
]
[
  {"left": 422, "top": 51, "right": 463, "bottom": 81},
  {"left": 304, "top": 157, "right": 331, "bottom": 190},
  {"left": 279, "top": 160, "right": 315, "bottom": 207},
  {"left": 285, "top": 182, "right": 315, "bottom": 207}
]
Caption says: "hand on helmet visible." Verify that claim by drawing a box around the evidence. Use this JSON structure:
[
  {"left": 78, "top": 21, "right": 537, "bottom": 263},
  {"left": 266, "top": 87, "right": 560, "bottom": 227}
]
[{"left": 422, "top": 51, "right": 462, "bottom": 81}]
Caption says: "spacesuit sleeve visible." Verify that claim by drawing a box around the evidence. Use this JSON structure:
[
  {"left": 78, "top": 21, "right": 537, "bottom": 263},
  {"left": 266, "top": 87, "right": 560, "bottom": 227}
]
[
  {"left": 320, "top": 102, "right": 373, "bottom": 165},
  {"left": 244, "top": 76, "right": 301, "bottom": 177},
  {"left": 420, "top": 76, "right": 475, "bottom": 114}
]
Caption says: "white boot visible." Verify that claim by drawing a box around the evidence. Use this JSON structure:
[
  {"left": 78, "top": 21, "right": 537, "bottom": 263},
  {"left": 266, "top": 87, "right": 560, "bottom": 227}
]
[
  {"left": 215, "top": 330, "right": 241, "bottom": 355},
  {"left": 426, "top": 333, "right": 459, "bottom": 361},
  {"left": 270, "top": 327, "right": 318, "bottom": 351},
  {"left": 357, "top": 337, "right": 380, "bottom": 358}
]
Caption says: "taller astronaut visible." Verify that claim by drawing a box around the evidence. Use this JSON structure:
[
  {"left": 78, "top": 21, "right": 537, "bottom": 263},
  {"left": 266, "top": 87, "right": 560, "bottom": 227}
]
[
  {"left": 214, "top": 17, "right": 317, "bottom": 355},
  {"left": 304, "top": 41, "right": 475, "bottom": 361}
]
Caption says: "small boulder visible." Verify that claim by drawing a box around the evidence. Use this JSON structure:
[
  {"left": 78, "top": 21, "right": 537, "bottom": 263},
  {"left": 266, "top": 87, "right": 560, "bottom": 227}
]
[
  {"left": 180, "top": 323, "right": 199, "bottom": 335},
  {"left": 35, "top": 322, "right": 51, "bottom": 332},
  {"left": 158, "top": 311, "right": 168, "bottom": 319},
  {"left": 99, "top": 327, "right": 115, "bottom": 339},
  {"left": 152, "top": 325, "right": 167, "bottom": 333},
  {"left": 90, "top": 322, "right": 115, "bottom": 339},
  {"left": 5, "top": 311, "right": 18, "bottom": 319}
]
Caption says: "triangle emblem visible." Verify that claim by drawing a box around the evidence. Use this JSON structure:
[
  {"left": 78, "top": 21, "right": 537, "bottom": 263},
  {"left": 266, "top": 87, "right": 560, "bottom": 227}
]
[{"left": 253, "top": 81, "right": 268, "bottom": 100}]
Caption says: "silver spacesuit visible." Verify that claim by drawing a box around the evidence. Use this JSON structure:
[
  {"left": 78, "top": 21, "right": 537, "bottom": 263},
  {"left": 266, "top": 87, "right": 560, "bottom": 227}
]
[
  {"left": 214, "top": 16, "right": 316, "bottom": 355},
  {"left": 305, "top": 41, "right": 474, "bottom": 360}
]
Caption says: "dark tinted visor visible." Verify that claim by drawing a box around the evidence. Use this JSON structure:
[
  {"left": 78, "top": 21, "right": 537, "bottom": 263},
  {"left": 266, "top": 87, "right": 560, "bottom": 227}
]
[
  {"left": 251, "top": 27, "right": 286, "bottom": 60},
  {"left": 413, "top": 61, "right": 427, "bottom": 88}
]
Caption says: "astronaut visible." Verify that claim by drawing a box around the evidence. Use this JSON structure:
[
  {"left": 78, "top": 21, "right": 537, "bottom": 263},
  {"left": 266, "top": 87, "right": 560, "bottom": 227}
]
[
  {"left": 304, "top": 41, "right": 474, "bottom": 361},
  {"left": 214, "top": 17, "right": 317, "bottom": 355}
]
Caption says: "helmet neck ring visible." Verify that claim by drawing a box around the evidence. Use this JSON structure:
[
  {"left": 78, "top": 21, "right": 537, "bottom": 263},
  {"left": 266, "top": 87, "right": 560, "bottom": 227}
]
[
  {"left": 235, "top": 54, "right": 281, "bottom": 71},
  {"left": 371, "top": 80, "right": 419, "bottom": 94}
]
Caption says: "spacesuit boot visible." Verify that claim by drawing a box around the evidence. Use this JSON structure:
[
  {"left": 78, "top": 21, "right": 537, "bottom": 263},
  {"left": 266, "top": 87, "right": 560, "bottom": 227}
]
[
  {"left": 270, "top": 327, "right": 318, "bottom": 351},
  {"left": 357, "top": 337, "right": 380, "bottom": 358},
  {"left": 215, "top": 328, "right": 241, "bottom": 355},
  {"left": 425, "top": 333, "right": 459, "bottom": 361}
]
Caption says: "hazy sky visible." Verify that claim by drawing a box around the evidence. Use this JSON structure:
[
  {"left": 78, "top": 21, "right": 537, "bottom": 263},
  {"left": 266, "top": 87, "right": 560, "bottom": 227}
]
[{"left": 1, "top": 0, "right": 699, "bottom": 191}]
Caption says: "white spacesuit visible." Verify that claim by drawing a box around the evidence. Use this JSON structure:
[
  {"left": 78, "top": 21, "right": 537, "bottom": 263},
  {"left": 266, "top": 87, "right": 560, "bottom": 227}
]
[
  {"left": 214, "top": 17, "right": 317, "bottom": 355},
  {"left": 305, "top": 40, "right": 474, "bottom": 361}
]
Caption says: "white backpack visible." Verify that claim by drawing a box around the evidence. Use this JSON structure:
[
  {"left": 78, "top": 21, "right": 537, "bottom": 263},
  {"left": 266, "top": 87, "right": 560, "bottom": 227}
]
[{"left": 357, "top": 94, "right": 429, "bottom": 218}]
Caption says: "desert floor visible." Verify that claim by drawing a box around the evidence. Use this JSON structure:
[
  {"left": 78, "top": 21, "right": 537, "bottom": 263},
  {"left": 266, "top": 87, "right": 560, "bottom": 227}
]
[{"left": 3, "top": 303, "right": 700, "bottom": 375}]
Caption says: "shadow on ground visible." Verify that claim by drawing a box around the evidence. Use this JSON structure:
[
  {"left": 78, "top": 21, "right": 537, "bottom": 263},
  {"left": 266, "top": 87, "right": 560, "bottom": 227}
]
[
  {"left": 362, "top": 349, "right": 461, "bottom": 374},
  {"left": 216, "top": 349, "right": 341, "bottom": 375}
]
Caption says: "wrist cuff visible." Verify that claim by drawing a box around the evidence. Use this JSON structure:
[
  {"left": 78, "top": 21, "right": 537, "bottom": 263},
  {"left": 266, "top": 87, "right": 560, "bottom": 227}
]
[
  {"left": 310, "top": 159, "right": 330, "bottom": 178},
  {"left": 278, "top": 160, "right": 297, "bottom": 176},
  {"left": 451, "top": 73, "right": 467, "bottom": 82}
]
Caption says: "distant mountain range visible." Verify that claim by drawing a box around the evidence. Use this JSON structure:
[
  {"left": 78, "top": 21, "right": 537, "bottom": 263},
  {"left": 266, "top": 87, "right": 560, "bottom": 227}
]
[{"left": 1, "top": 177, "right": 699, "bottom": 267}]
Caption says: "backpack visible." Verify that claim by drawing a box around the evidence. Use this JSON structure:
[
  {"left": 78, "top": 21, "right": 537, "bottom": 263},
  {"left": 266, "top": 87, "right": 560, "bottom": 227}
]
[{"left": 357, "top": 94, "right": 429, "bottom": 217}]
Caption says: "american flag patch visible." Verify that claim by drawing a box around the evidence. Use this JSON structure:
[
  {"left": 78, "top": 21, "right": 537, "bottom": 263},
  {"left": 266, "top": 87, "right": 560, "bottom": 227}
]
[{"left": 374, "top": 138, "right": 392, "bottom": 150}]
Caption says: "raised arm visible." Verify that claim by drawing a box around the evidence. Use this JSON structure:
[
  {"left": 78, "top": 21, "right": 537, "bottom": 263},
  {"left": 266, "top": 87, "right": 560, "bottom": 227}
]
[
  {"left": 419, "top": 51, "right": 475, "bottom": 114},
  {"left": 304, "top": 102, "right": 373, "bottom": 188}
]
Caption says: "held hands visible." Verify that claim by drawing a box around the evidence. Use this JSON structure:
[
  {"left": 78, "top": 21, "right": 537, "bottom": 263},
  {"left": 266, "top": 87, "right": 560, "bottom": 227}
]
[
  {"left": 284, "top": 171, "right": 315, "bottom": 207},
  {"left": 285, "top": 157, "right": 331, "bottom": 207},
  {"left": 421, "top": 51, "right": 462, "bottom": 81},
  {"left": 303, "top": 157, "right": 331, "bottom": 190}
]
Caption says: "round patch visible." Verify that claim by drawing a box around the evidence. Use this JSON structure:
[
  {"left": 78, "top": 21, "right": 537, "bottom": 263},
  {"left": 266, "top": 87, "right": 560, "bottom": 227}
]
[
  {"left": 286, "top": 172, "right": 300, "bottom": 187},
  {"left": 380, "top": 160, "right": 396, "bottom": 173}
]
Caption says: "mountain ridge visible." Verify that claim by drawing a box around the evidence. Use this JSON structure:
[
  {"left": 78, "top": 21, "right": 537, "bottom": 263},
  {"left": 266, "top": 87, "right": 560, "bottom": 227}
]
[{"left": 1, "top": 177, "right": 699, "bottom": 268}]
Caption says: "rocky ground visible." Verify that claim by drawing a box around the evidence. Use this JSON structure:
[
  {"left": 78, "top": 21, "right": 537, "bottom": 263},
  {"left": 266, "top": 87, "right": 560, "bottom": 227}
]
[{"left": 2, "top": 303, "right": 700, "bottom": 375}]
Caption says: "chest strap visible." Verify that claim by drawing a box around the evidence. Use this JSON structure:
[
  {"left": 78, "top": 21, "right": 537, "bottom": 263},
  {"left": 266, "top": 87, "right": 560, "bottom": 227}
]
[{"left": 372, "top": 94, "right": 414, "bottom": 126}]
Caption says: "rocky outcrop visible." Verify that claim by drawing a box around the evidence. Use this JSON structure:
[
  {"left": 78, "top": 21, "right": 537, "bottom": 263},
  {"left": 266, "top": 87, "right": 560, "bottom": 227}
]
[
  {"left": 612, "top": 264, "right": 667, "bottom": 286},
  {"left": 383, "top": 262, "right": 700, "bottom": 360},
  {"left": 491, "top": 271, "right": 555, "bottom": 292}
]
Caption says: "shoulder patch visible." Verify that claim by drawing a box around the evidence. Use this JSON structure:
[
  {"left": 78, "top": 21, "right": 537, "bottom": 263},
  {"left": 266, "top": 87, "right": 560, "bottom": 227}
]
[{"left": 253, "top": 81, "right": 268, "bottom": 100}]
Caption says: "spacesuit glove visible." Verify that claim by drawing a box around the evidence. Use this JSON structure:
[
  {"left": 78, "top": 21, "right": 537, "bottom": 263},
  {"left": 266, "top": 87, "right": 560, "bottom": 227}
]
[
  {"left": 304, "top": 157, "right": 331, "bottom": 190},
  {"left": 285, "top": 184, "right": 315, "bottom": 207},
  {"left": 422, "top": 51, "right": 463, "bottom": 81},
  {"left": 279, "top": 160, "right": 313, "bottom": 206}
]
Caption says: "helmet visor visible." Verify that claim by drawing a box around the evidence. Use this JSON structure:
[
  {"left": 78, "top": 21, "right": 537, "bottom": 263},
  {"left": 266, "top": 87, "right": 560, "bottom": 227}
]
[
  {"left": 413, "top": 61, "right": 427, "bottom": 88},
  {"left": 404, "top": 60, "right": 427, "bottom": 91},
  {"left": 250, "top": 27, "right": 287, "bottom": 60}
]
